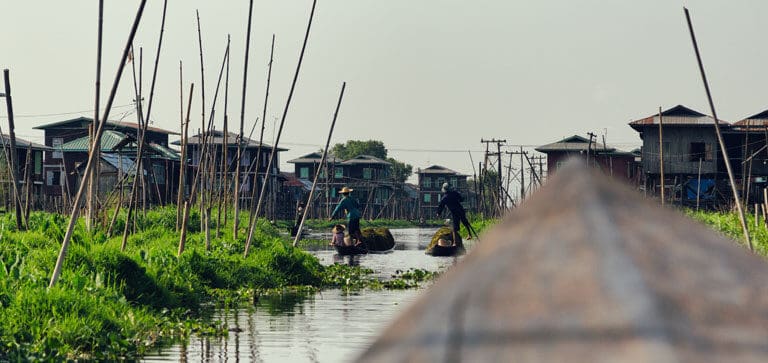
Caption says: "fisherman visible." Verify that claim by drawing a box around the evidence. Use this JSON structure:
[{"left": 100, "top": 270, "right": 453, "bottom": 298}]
[
  {"left": 436, "top": 182, "right": 473, "bottom": 243},
  {"left": 290, "top": 201, "right": 306, "bottom": 237},
  {"left": 329, "top": 186, "right": 364, "bottom": 244}
]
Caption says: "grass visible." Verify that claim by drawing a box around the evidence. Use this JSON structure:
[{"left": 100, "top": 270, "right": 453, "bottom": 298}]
[
  {"left": 686, "top": 208, "right": 768, "bottom": 256},
  {"left": 0, "top": 208, "right": 499, "bottom": 359}
]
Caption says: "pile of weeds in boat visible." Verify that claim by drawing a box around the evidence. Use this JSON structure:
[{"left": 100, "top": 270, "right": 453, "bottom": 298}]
[
  {"left": 0, "top": 209, "right": 323, "bottom": 360},
  {"left": 686, "top": 209, "right": 768, "bottom": 255}
]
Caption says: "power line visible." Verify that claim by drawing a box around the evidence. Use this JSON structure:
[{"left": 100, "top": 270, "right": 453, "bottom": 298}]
[{"left": 0, "top": 103, "right": 134, "bottom": 118}]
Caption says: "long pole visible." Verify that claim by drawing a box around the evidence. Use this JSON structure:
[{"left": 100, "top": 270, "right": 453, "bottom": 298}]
[
  {"left": 2, "top": 70, "right": 22, "bottom": 230},
  {"left": 696, "top": 157, "right": 702, "bottom": 211},
  {"left": 88, "top": 0, "right": 104, "bottom": 231},
  {"left": 50, "top": 0, "right": 148, "bottom": 288},
  {"left": 245, "top": 0, "right": 318, "bottom": 257},
  {"left": 658, "top": 107, "right": 665, "bottom": 206},
  {"left": 251, "top": 34, "right": 276, "bottom": 216},
  {"left": 293, "top": 82, "right": 346, "bottom": 247},
  {"left": 176, "top": 61, "right": 186, "bottom": 230},
  {"left": 685, "top": 7, "right": 751, "bottom": 250},
  {"left": 233, "top": 0, "right": 254, "bottom": 240}
]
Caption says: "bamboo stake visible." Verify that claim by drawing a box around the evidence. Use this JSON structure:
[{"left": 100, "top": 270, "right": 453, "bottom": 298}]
[
  {"left": 245, "top": 0, "right": 317, "bottom": 258},
  {"left": 2, "top": 70, "right": 23, "bottom": 230},
  {"left": 658, "top": 106, "right": 665, "bottom": 206},
  {"left": 217, "top": 35, "right": 231, "bottom": 238},
  {"left": 696, "top": 157, "right": 702, "bottom": 211},
  {"left": 50, "top": 0, "right": 148, "bottom": 288},
  {"left": 293, "top": 82, "right": 346, "bottom": 247},
  {"left": 251, "top": 34, "right": 276, "bottom": 215},
  {"left": 684, "top": 7, "right": 751, "bottom": 250},
  {"left": 22, "top": 145, "right": 31, "bottom": 229},
  {"left": 176, "top": 63, "right": 188, "bottom": 230},
  {"left": 87, "top": 0, "right": 104, "bottom": 231},
  {"left": 233, "top": 0, "right": 255, "bottom": 240},
  {"left": 176, "top": 84, "right": 194, "bottom": 248}
]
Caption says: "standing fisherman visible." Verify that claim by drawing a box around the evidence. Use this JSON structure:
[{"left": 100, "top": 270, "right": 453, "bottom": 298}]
[
  {"left": 437, "top": 182, "right": 473, "bottom": 243},
  {"left": 329, "top": 186, "right": 364, "bottom": 244}
]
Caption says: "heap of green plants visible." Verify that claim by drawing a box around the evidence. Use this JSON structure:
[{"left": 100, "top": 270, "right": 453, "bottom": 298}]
[
  {"left": 686, "top": 209, "right": 768, "bottom": 255},
  {"left": 360, "top": 227, "right": 395, "bottom": 251},
  {"left": 0, "top": 209, "right": 322, "bottom": 360}
]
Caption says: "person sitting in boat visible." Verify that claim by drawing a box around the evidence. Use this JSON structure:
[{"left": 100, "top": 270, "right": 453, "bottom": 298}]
[
  {"left": 330, "top": 224, "right": 346, "bottom": 247},
  {"left": 436, "top": 182, "right": 473, "bottom": 243},
  {"left": 329, "top": 186, "right": 364, "bottom": 245}
]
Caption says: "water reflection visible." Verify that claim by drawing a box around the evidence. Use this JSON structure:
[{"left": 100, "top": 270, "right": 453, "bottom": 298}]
[{"left": 143, "top": 228, "right": 459, "bottom": 363}]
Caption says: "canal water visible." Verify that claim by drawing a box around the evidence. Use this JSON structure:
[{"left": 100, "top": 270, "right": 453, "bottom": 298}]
[{"left": 143, "top": 228, "right": 462, "bottom": 363}]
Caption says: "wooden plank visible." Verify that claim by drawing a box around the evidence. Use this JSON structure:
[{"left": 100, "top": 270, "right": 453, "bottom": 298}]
[{"left": 358, "top": 159, "right": 768, "bottom": 363}]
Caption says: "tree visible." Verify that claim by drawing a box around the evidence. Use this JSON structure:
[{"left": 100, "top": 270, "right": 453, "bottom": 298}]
[
  {"left": 331, "top": 140, "right": 387, "bottom": 160},
  {"left": 388, "top": 158, "right": 412, "bottom": 183}
]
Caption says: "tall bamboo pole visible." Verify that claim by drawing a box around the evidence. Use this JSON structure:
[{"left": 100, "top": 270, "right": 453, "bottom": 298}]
[
  {"left": 233, "top": 0, "right": 255, "bottom": 240},
  {"left": 684, "top": 7, "right": 752, "bottom": 250},
  {"left": 293, "top": 82, "right": 346, "bottom": 247},
  {"left": 659, "top": 107, "right": 665, "bottom": 206},
  {"left": 2, "top": 70, "right": 23, "bottom": 230},
  {"left": 176, "top": 61, "right": 186, "bottom": 230},
  {"left": 251, "top": 34, "right": 276, "bottom": 215},
  {"left": 87, "top": 0, "right": 104, "bottom": 231},
  {"left": 50, "top": 0, "right": 148, "bottom": 288},
  {"left": 696, "top": 157, "right": 702, "bottom": 211},
  {"left": 217, "top": 34, "right": 231, "bottom": 238}
]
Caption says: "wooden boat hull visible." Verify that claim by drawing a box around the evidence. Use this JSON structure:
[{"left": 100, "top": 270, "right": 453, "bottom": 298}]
[
  {"left": 426, "top": 244, "right": 465, "bottom": 257},
  {"left": 334, "top": 245, "right": 368, "bottom": 256}
]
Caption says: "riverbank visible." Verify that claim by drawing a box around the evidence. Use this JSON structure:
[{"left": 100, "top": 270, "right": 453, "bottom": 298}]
[{"left": 0, "top": 208, "right": 483, "bottom": 360}]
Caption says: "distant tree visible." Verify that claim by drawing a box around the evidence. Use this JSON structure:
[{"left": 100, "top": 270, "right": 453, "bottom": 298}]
[
  {"left": 330, "top": 140, "right": 387, "bottom": 160},
  {"left": 387, "top": 158, "right": 413, "bottom": 183}
]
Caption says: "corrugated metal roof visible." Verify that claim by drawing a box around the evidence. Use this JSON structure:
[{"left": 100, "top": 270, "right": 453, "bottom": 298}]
[
  {"left": 417, "top": 165, "right": 465, "bottom": 176},
  {"left": 101, "top": 154, "right": 137, "bottom": 176},
  {"left": 33, "top": 116, "right": 179, "bottom": 135},
  {"left": 628, "top": 105, "right": 729, "bottom": 130},
  {"left": 286, "top": 152, "right": 341, "bottom": 164},
  {"left": 0, "top": 134, "right": 50, "bottom": 150},
  {"left": 148, "top": 143, "right": 180, "bottom": 161},
  {"left": 59, "top": 130, "right": 131, "bottom": 152},
  {"left": 340, "top": 155, "right": 391, "bottom": 166},
  {"left": 171, "top": 130, "right": 288, "bottom": 151},
  {"left": 535, "top": 135, "right": 630, "bottom": 156}
]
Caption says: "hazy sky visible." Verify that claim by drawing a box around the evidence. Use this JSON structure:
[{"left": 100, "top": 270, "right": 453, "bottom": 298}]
[{"left": 3, "top": 1, "right": 768, "bottom": 181}]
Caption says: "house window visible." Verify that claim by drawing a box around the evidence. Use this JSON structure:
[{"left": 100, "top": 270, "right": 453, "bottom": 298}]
[
  {"left": 300, "top": 167, "right": 310, "bottom": 179},
  {"left": 450, "top": 178, "right": 458, "bottom": 188},
  {"left": 47, "top": 170, "right": 61, "bottom": 186},
  {"left": 363, "top": 168, "right": 373, "bottom": 179},
  {"left": 334, "top": 168, "right": 343, "bottom": 179},
  {"left": 689, "top": 142, "right": 713, "bottom": 161},
  {"left": 153, "top": 164, "right": 165, "bottom": 184},
  {"left": 437, "top": 178, "right": 446, "bottom": 188},
  {"left": 241, "top": 151, "right": 250, "bottom": 166},
  {"left": 34, "top": 152, "right": 42, "bottom": 175},
  {"left": 423, "top": 177, "right": 432, "bottom": 188},
  {"left": 331, "top": 188, "right": 336, "bottom": 198},
  {"left": 52, "top": 138, "right": 63, "bottom": 159},
  {"left": 423, "top": 193, "right": 431, "bottom": 203}
]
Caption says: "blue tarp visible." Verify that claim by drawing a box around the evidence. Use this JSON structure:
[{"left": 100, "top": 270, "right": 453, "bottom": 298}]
[{"left": 686, "top": 179, "right": 715, "bottom": 200}]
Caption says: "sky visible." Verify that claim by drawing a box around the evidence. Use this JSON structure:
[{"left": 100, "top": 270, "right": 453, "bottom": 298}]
[{"left": 3, "top": 0, "right": 768, "bottom": 183}]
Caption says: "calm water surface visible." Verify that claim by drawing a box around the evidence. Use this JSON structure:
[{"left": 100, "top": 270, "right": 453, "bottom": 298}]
[{"left": 143, "top": 228, "right": 462, "bottom": 363}]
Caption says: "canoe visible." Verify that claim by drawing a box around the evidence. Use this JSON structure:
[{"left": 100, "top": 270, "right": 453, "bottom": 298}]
[
  {"left": 426, "top": 244, "right": 465, "bottom": 257},
  {"left": 334, "top": 244, "right": 368, "bottom": 256}
]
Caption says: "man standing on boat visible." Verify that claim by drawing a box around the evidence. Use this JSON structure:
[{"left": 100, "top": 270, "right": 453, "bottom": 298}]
[
  {"left": 437, "top": 182, "right": 473, "bottom": 243},
  {"left": 329, "top": 186, "right": 364, "bottom": 244}
]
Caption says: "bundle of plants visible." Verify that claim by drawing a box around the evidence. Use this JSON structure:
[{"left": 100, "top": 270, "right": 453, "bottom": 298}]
[
  {"left": 360, "top": 227, "right": 395, "bottom": 251},
  {"left": 425, "top": 227, "right": 466, "bottom": 256}
]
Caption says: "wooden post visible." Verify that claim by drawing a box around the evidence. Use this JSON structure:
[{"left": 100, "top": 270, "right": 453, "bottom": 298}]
[
  {"left": 252, "top": 34, "right": 276, "bottom": 219},
  {"left": 233, "top": 0, "right": 254, "bottom": 240},
  {"left": 245, "top": 0, "right": 317, "bottom": 258},
  {"left": 22, "top": 145, "right": 32, "bottom": 228},
  {"left": 50, "top": 0, "right": 148, "bottom": 288},
  {"left": 3, "top": 70, "right": 23, "bottom": 230},
  {"left": 685, "top": 8, "right": 752, "bottom": 250},
  {"left": 658, "top": 106, "right": 665, "bottom": 207},
  {"left": 696, "top": 157, "right": 702, "bottom": 211},
  {"left": 293, "top": 82, "right": 346, "bottom": 247},
  {"left": 87, "top": 0, "right": 104, "bottom": 231}
]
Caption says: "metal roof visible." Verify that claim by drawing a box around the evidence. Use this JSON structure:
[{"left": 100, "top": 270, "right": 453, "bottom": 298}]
[
  {"left": 101, "top": 154, "right": 137, "bottom": 176},
  {"left": 628, "top": 105, "right": 729, "bottom": 131},
  {"left": 0, "top": 134, "right": 50, "bottom": 151},
  {"left": 535, "top": 135, "right": 631, "bottom": 156},
  {"left": 147, "top": 143, "right": 180, "bottom": 161},
  {"left": 286, "top": 152, "right": 341, "bottom": 164},
  {"left": 33, "top": 116, "right": 179, "bottom": 135},
  {"left": 171, "top": 130, "right": 287, "bottom": 151},
  {"left": 417, "top": 165, "right": 466, "bottom": 176},
  {"left": 340, "top": 155, "right": 391, "bottom": 166},
  {"left": 733, "top": 109, "right": 768, "bottom": 127},
  {"left": 59, "top": 130, "right": 131, "bottom": 152},
  {"left": 359, "top": 159, "right": 768, "bottom": 362}
]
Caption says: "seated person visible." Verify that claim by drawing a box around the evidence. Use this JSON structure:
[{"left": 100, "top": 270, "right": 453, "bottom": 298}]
[{"left": 330, "top": 224, "right": 346, "bottom": 247}]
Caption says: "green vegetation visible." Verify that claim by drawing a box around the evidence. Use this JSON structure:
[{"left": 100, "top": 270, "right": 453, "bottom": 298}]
[
  {"left": 360, "top": 227, "right": 395, "bottom": 251},
  {"left": 330, "top": 139, "right": 413, "bottom": 183},
  {"left": 686, "top": 209, "right": 768, "bottom": 255}
]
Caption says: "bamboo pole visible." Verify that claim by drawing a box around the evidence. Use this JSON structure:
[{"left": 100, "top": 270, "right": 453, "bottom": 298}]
[
  {"left": 244, "top": 0, "right": 317, "bottom": 257},
  {"left": 50, "top": 0, "right": 148, "bottom": 288},
  {"left": 251, "top": 34, "right": 276, "bottom": 216},
  {"left": 684, "top": 7, "right": 752, "bottom": 250},
  {"left": 658, "top": 107, "right": 665, "bottom": 206},
  {"left": 293, "top": 82, "right": 346, "bottom": 247},
  {"left": 696, "top": 157, "right": 702, "bottom": 211},
  {"left": 2, "top": 70, "right": 23, "bottom": 230},
  {"left": 233, "top": 0, "right": 255, "bottom": 240},
  {"left": 22, "top": 145, "right": 31, "bottom": 229},
  {"left": 87, "top": 0, "right": 104, "bottom": 231},
  {"left": 217, "top": 34, "right": 231, "bottom": 238}
]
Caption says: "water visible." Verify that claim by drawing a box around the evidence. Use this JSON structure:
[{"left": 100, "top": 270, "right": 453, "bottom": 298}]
[{"left": 143, "top": 228, "right": 460, "bottom": 363}]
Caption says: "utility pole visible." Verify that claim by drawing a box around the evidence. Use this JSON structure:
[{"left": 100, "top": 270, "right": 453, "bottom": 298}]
[
  {"left": 586, "top": 132, "right": 596, "bottom": 168},
  {"left": 2, "top": 70, "right": 23, "bottom": 230},
  {"left": 481, "top": 139, "right": 506, "bottom": 215},
  {"left": 658, "top": 107, "right": 665, "bottom": 206},
  {"left": 506, "top": 149, "right": 529, "bottom": 202}
]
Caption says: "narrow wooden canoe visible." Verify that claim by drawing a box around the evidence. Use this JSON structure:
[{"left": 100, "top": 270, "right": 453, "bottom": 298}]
[{"left": 334, "top": 244, "right": 368, "bottom": 256}]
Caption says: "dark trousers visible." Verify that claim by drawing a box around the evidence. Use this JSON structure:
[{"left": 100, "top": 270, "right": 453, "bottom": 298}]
[
  {"left": 348, "top": 217, "right": 361, "bottom": 237},
  {"left": 451, "top": 211, "right": 472, "bottom": 235}
]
